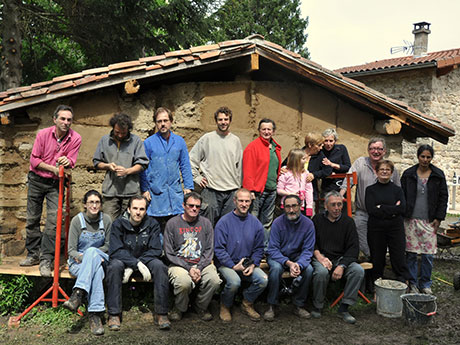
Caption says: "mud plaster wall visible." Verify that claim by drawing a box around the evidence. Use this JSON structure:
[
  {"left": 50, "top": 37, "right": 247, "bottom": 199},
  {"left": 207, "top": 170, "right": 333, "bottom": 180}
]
[
  {"left": 0, "top": 80, "right": 404, "bottom": 256},
  {"left": 355, "top": 67, "right": 459, "bottom": 205}
]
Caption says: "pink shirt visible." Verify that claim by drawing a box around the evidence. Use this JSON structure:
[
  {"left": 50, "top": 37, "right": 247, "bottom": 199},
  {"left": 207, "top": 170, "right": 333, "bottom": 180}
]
[
  {"left": 29, "top": 126, "right": 82, "bottom": 179},
  {"left": 277, "top": 170, "right": 314, "bottom": 210}
]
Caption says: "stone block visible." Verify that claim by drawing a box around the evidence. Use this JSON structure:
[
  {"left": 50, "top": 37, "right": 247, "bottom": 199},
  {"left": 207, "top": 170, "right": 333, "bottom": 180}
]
[{"left": 4, "top": 239, "right": 26, "bottom": 256}]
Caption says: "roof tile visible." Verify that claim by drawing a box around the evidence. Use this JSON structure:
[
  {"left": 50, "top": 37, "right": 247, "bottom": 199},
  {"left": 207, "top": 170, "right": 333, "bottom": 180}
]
[
  {"left": 53, "top": 73, "right": 83, "bottom": 82},
  {"left": 82, "top": 66, "right": 110, "bottom": 75},
  {"left": 182, "top": 55, "right": 196, "bottom": 62},
  {"left": 190, "top": 44, "right": 219, "bottom": 53},
  {"left": 263, "top": 41, "right": 283, "bottom": 51},
  {"left": 48, "top": 81, "right": 75, "bottom": 92},
  {"left": 344, "top": 77, "right": 366, "bottom": 89},
  {"left": 139, "top": 55, "right": 166, "bottom": 63},
  {"left": 199, "top": 50, "right": 221, "bottom": 60},
  {"left": 74, "top": 75, "right": 97, "bottom": 86},
  {"left": 31, "top": 80, "right": 54, "bottom": 88},
  {"left": 95, "top": 73, "right": 109, "bottom": 81},
  {"left": 218, "top": 40, "right": 248, "bottom": 48},
  {"left": 108, "top": 65, "right": 146, "bottom": 76},
  {"left": 0, "top": 92, "right": 8, "bottom": 98},
  {"left": 6, "top": 85, "right": 32, "bottom": 94},
  {"left": 336, "top": 48, "right": 460, "bottom": 74},
  {"left": 108, "top": 60, "right": 143, "bottom": 70},
  {"left": 146, "top": 64, "right": 162, "bottom": 71},
  {"left": 20, "top": 88, "right": 48, "bottom": 98},
  {"left": 165, "top": 49, "right": 191, "bottom": 58},
  {"left": 157, "top": 58, "right": 180, "bottom": 67},
  {"left": 3, "top": 94, "right": 23, "bottom": 102}
]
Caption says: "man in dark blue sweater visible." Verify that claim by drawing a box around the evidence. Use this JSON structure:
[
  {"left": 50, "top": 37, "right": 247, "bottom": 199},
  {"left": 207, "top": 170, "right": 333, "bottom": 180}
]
[
  {"left": 264, "top": 194, "right": 315, "bottom": 321},
  {"left": 312, "top": 191, "right": 364, "bottom": 324},
  {"left": 214, "top": 188, "right": 267, "bottom": 322}
]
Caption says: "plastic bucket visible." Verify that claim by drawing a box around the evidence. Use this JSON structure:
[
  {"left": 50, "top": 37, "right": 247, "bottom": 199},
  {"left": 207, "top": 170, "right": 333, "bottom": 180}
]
[
  {"left": 374, "top": 278, "right": 407, "bottom": 318},
  {"left": 401, "top": 293, "right": 437, "bottom": 326}
]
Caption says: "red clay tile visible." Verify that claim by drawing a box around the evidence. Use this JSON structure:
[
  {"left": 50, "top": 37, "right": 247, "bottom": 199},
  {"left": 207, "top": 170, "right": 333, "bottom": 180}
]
[
  {"left": 74, "top": 75, "right": 97, "bottom": 86},
  {"left": 389, "top": 98, "right": 408, "bottom": 109},
  {"left": 165, "top": 49, "right": 191, "bottom": 58},
  {"left": 263, "top": 41, "right": 283, "bottom": 51},
  {"left": 218, "top": 40, "right": 247, "bottom": 48},
  {"left": 108, "top": 60, "right": 142, "bottom": 70},
  {"left": 157, "top": 58, "right": 180, "bottom": 67},
  {"left": 48, "top": 81, "right": 75, "bottom": 92},
  {"left": 146, "top": 64, "right": 162, "bottom": 71},
  {"left": 182, "top": 55, "right": 196, "bottom": 62},
  {"left": 82, "top": 66, "right": 110, "bottom": 75},
  {"left": 109, "top": 65, "right": 146, "bottom": 76},
  {"left": 440, "top": 122, "right": 455, "bottom": 131},
  {"left": 31, "top": 80, "right": 54, "bottom": 88},
  {"left": 199, "top": 51, "right": 221, "bottom": 60},
  {"left": 21, "top": 88, "right": 48, "bottom": 98},
  {"left": 0, "top": 92, "right": 8, "bottom": 98},
  {"left": 95, "top": 74, "right": 109, "bottom": 81},
  {"left": 190, "top": 44, "right": 219, "bottom": 53},
  {"left": 53, "top": 73, "right": 83, "bottom": 82},
  {"left": 139, "top": 55, "right": 166, "bottom": 63},
  {"left": 3, "top": 94, "right": 23, "bottom": 102},
  {"left": 344, "top": 77, "right": 366, "bottom": 89},
  {"left": 283, "top": 49, "right": 301, "bottom": 59},
  {"left": 6, "top": 85, "right": 32, "bottom": 94}
]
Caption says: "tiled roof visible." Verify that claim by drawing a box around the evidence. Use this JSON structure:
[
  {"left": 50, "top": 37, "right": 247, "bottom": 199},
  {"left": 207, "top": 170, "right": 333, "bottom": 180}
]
[
  {"left": 335, "top": 48, "right": 460, "bottom": 75},
  {"left": 0, "top": 35, "right": 454, "bottom": 143}
]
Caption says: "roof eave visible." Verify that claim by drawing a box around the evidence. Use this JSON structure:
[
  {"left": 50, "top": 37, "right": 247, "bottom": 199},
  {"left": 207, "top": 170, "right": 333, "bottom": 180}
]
[{"left": 340, "top": 61, "right": 437, "bottom": 77}]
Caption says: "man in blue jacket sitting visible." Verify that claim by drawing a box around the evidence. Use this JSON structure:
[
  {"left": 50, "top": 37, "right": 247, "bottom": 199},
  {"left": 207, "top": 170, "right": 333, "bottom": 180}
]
[
  {"left": 106, "top": 195, "right": 170, "bottom": 330},
  {"left": 264, "top": 194, "right": 315, "bottom": 321}
]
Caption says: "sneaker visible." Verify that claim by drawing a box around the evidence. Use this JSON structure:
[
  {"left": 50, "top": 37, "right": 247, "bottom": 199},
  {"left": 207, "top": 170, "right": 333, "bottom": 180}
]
[
  {"left": 219, "top": 304, "right": 232, "bottom": 322},
  {"left": 409, "top": 284, "right": 420, "bottom": 294},
  {"left": 39, "top": 260, "right": 52, "bottom": 277},
  {"left": 293, "top": 306, "right": 311, "bottom": 319},
  {"left": 195, "top": 307, "right": 213, "bottom": 321},
  {"left": 263, "top": 305, "right": 275, "bottom": 322},
  {"left": 20, "top": 255, "right": 39, "bottom": 266},
  {"left": 168, "top": 307, "right": 182, "bottom": 321},
  {"left": 338, "top": 311, "right": 356, "bottom": 324},
  {"left": 421, "top": 287, "right": 433, "bottom": 294},
  {"left": 241, "top": 299, "right": 261, "bottom": 321},
  {"left": 154, "top": 314, "right": 171, "bottom": 330},
  {"left": 63, "top": 288, "right": 85, "bottom": 312},
  {"left": 108, "top": 314, "right": 121, "bottom": 331},
  {"left": 311, "top": 308, "right": 322, "bottom": 319},
  {"left": 88, "top": 313, "right": 104, "bottom": 336}
]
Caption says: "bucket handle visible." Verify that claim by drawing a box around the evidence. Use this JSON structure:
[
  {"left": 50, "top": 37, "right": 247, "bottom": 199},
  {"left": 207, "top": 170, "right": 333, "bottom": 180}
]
[{"left": 404, "top": 298, "right": 437, "bottom": 317}]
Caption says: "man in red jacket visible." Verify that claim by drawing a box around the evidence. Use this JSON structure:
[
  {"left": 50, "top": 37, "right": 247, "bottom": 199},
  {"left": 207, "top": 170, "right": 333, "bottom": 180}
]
[{"left": 242, "top": 118, "right": 281, "bottom": 248}]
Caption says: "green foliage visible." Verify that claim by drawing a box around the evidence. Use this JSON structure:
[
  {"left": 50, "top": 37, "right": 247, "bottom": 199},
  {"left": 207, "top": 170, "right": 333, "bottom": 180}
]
[
  {"left": 210, "top": 0, "right": 309, "bottom": 58},
  {"left": 23, "top": 305, "right": 80, "bottom": 330},
  {"left": 0, "top": 274, "right": 33, "bottom": 316}
]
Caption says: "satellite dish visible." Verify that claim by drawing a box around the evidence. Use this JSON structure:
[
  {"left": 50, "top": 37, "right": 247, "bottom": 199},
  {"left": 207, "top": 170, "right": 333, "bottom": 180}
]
[{"left": 390, "top": 40, "right": 414, "bottom": 55}]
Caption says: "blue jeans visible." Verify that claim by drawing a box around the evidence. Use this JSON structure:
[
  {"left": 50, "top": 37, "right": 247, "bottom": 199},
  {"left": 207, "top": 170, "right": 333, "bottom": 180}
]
[
  {"left": 218, "top": 266, "right": 268, "bottom": 307},
  {"left": 266, "top": 258, "right": 313, "bottom": 307},
  {"left": 69, "top": 247, "right": 108, "bottom": 312},
  {"left": 406, "top": 252, "right": 433, "bottom": 289},
  {"left": 251, "top": 190, "right": 277, "bottom": 248}
]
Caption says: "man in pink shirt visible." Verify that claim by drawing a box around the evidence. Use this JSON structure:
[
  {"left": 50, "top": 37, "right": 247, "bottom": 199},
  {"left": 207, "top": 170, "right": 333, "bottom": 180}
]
[{"left": 20, "top": 105, "right": 82, "bottom": 277}]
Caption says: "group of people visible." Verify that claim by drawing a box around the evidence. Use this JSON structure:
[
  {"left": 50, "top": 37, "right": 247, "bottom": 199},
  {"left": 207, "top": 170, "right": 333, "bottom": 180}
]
[{"left": 18, "top": 104, "right": 448, "bottom": 335}]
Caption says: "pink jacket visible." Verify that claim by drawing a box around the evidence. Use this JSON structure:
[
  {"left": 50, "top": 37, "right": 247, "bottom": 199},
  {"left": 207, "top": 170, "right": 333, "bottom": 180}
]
[{"left": 277, "top": 170, "right": 313, "bottom": 211}]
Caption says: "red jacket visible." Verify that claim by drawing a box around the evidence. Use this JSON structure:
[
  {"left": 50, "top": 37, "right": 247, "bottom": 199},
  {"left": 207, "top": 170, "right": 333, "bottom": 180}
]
[{"left": 243, "top": 136, "right": 282, "bottom": 193}]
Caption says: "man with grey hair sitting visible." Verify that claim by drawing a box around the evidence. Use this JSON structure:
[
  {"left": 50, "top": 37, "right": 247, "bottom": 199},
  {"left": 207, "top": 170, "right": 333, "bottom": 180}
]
[{"left": 311, "top": 191, "right": 364, "bottom": 324}]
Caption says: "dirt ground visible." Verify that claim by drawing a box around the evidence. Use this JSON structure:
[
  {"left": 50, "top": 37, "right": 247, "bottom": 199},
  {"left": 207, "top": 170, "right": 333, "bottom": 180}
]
[{"left": 1, "top": 219, "right": 460, "bottom": 345}]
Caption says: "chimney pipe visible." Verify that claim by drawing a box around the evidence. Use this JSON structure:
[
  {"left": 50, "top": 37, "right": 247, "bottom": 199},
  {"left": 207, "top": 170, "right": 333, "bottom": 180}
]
[{"left": 412, "top": 22, "right": 431, "bottom": 56}]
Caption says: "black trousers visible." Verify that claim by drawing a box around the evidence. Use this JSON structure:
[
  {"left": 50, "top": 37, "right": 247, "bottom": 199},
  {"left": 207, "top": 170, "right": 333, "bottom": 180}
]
[
  {"left": 106, "top": 258, "right": 169, "bottom": 315},
  {"left": 367, "top": 226, "right": 410, "bottom": 283}
]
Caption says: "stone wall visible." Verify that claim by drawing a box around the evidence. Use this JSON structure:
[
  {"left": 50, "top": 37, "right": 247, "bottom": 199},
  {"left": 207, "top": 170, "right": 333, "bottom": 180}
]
[
  {"left": 0, "top": 80, "right": 405, "bottom": 256},
  {"left": 354, "top": 67, "right": 460, "bottom": 207}
]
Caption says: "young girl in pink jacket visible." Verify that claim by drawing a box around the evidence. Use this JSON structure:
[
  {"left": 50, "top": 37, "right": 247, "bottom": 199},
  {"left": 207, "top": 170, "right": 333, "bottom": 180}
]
[{"left": 277, "top": 148, "right": 314, "bottom": 217}]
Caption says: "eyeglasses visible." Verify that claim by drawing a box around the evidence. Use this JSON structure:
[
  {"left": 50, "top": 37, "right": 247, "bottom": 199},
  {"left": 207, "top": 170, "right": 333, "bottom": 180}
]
[
  {"left": 369, "top": 147, "right": 384, "bottom": 152},
  {"left": 87, "top": 200, "right": 101, "bottom": 205},
  {"left": 185, "top": 203, "right": 201, "bottom": 209}
]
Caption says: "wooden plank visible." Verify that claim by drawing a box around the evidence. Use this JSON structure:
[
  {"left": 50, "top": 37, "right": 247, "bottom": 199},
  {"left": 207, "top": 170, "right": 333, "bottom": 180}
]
[{"left": 251, "top": 53, "right": 259, "bottom": 71}]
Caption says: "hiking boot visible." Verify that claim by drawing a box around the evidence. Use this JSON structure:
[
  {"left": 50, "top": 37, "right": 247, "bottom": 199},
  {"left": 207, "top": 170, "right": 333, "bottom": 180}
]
[
  {"left": 219, "top": 304, "right": 232, "bottom": 322},
  {"left": 293, "top": 306, "right": 311, "bottom": 319},
  {"left": 195, "top": 307, "right": 213, "bottom": 321},
  {"left": 20, "top": 255, "right": 39, "bottom": 266},
  {"left": 421, "top": 287, "right": 433, "bottom": 294},
  {"left": 108, "top": 314, "right": 121, "bottom": 331},
  {"left": 338, "top": 311, "right": 356, "bottom": 324},
  {"left": 168, "top": 307, "right": 182, "bottom": 321},
  {"left": 88, "top": 313, "right": 104, "bottom": 336},
  {"left": 409, "top": 283, "right": 420, "bottom": 294},
  {"left": 63, "top": 288, "right": 85, "bottom": 312},
  {"left": 241, "top": 299, "right": 261, "bottom": 321},
  {"left": 39, "top": 260, "right": 52, "bottom": 277},
  {"left": 263, "top": 305, "right": 275, "bottom": 322},
  {"left": 154, "top": 314, "right": 171, "bottom": 330},
  {"left": 311, "top": 308, "right": 322, "bottom": 319}
]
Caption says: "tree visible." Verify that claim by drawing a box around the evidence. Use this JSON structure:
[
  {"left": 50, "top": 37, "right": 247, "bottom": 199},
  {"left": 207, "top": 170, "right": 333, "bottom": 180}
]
[
  {"left": 0, "top": 0, "right": 22, "bottom": 90},
  {"left": 209, "top": 0, "right": 309, "bottom": 58}
]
